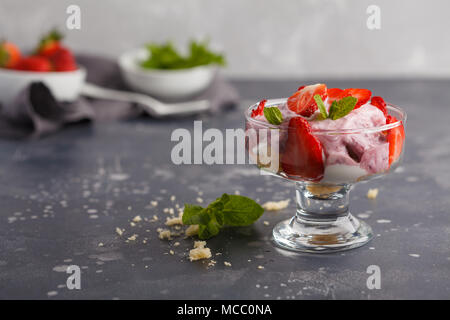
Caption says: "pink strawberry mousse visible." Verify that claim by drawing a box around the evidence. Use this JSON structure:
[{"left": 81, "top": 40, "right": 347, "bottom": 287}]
[{"left": 310, "top": 103, "right": 389, "bottom": 182}]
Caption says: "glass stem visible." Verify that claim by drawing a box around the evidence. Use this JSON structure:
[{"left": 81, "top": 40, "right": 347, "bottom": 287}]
[{"left": 295, "top": 182, "right": 352, "bottom": 221}]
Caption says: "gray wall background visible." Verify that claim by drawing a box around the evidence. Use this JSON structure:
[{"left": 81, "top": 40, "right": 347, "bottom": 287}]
[{"left": 0, "top": 0, "right": 449, "bottom": 78}]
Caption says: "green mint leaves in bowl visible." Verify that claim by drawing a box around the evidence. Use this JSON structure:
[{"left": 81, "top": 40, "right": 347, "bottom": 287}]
[{"left": 140, "top": 40, "right": 226, "bottom": 70}]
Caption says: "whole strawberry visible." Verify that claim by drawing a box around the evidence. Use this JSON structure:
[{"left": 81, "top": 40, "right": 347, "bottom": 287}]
[
  {"left": 0, "top": 41, "right": 21, "bottom": 68},
  {"left": 49, "top": 47, "right": 77, "bottom": 71},
  {"left": 16, "top": 56, "right": 52, "bottom": 72},
  {"left": 36, "top": 29, "right": 63, "bottom": 57}
]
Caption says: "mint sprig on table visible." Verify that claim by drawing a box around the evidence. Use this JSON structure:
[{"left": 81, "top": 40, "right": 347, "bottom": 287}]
[
  {"left": 314, "top": 94, "right": 357, "bottom": 120},
  {"left": 263, "top": 106, "right": 283, "bottom": 125},
  {"left": 182, "top": 194, "right": 264, "bottom": 240}
]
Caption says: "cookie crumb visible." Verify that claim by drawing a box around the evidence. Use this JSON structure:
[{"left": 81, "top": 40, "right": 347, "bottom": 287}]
[
  {"left": 189, "top": 241, "right": 211, "bottom": 261},
  {"left": 165, "top": 212, "right": 183, "bottom": 226},
  {"left": 127, "top": 234, "right": 138, "bottom": 241},
  {"left": 158, "top": 229, "right": 172, "bottom": 240},
  {"left": 115, "top": 227, "right": 124, "bottom": 236},
  {"left": 262, "top": 199, "right": 290, "bottom": 211},
  {"left": 185, "top": 224, "right": 199, "bottom": 237},
  {"left": 132, "top": 215, "right": 142, "bottom": 223},
  {"left": 367, "top": 188, "right": 379, "bottom": 199}
]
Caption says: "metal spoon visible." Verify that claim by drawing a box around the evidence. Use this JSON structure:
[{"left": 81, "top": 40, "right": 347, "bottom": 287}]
[{"left": 80, "top": 83, "right": 210, "bottom": 117}]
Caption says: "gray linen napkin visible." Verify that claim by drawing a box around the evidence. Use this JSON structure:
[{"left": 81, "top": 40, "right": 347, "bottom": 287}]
[{"left": 0, "top": 54, "right": 239, "bottom": 139}]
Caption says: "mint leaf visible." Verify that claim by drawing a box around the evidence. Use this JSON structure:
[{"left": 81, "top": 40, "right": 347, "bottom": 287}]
[
  {"left": 263, "top": 107, "right": 283, "bottom": 125},
  {"left": 182, "top": 204, "right": 209, "bottom": 225},
  {"left": 198, "top": 221, "right": 220, "bottom": 239},
  {"left": 221, "top": 195, "right": 264, "bottom": 226},
  {"left": 183, "top": 193, "right": 264, "bottom": 239},
  {"left": 328, "top": 96, "right": 357, "bottom": 120},
  {"left": 314, "top": 94, "right": 328, "bottom": 119}
]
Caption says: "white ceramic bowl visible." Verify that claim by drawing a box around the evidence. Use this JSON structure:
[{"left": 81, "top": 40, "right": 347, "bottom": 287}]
[
  {"left": 0, "top": 66, "right": 86, "bottom": 108},
  {"left": 118, "top": 48, "right": 216, "bottom": 100}
]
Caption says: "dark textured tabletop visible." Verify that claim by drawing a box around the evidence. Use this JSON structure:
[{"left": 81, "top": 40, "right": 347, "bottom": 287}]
[{"left": 0, "top": 79, "right": 449, "bottom": 299}]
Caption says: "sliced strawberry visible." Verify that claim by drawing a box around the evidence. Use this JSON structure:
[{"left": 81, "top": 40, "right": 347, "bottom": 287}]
[
  {"left": 49, "top": 47, "right": 77, "bottom": 71},
  {"left": 0, "top": 41, "right": 21, "bottom": 68},
  {"left": 386, "top": 115, "right": 405, "bottom": 165},
  {"left": 287, "top": 84, "right": 327, "bottom": 117},
  {"left": 16, "top": 56, "right": 52, "bottom": 72},
  {"left": 370, "top": 96, "right": 387, "bottom": 116},
  {"left": 280, "top": 117, "right": 324, "bottom": 180},
  {"left": 327, "top": 88, "right": 347, "bottom": 103},
  {"left": 251, "top": 99, "right": 267, "bottom": 118},
  {"left": 343, "top": 88, "right": 371, "bottom": 109}
]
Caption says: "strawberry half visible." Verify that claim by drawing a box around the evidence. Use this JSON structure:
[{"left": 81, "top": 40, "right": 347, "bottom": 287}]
[
  {"left": 251, "top": 99, "right": 267, "bottom": 118},
  {"left": 16, "top": 56, "right": 52, "bottom": 72},
  {"left": 370, "top": 96, "right": 388, "bottom": 116},
  {"left": 386, "top": 115, "right": 405, "bottom": 166},
  {"left": 327, "top": 88, "right": 346, "bottom": 104},
  {"left": 287, "top": 84, "right": 327, "bottom": 117},
  {"left": 280, "top": 117, "right": 324, "bottom": 180},
  {"left": 0, "top": 41, "right": 21, "bottom": 68},
  {"left": 343, "top": 88, "right": 371, "bottom": 109}
]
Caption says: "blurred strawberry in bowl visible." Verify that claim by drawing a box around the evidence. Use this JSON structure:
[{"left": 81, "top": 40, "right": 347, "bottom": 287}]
[
  {"left": 0, "top": 41, "right": 22, "bottom": 69},
  {"left": 0, "top": 29, "right": 85, "bottom": 108}
]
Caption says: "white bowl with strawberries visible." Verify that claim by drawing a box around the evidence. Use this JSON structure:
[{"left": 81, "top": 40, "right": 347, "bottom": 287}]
[{"left": 0, "top": 30, "right": 85, "bottom": 108}]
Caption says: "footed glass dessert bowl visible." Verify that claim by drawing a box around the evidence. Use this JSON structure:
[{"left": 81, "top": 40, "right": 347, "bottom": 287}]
[{"left": 245, "top": 88, "right": 406, "bottom": 253}]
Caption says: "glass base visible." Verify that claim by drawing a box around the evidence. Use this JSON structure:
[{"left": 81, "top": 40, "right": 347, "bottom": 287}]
[{"left": 272, "top": 213, "right": 373, "bottom": 253}]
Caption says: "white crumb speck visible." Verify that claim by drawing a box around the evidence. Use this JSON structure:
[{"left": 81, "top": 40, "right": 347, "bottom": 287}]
[
  {"left": 367, "top": 188, "right": 379, "bottom": 199},
  {"left": 262, "top": 199, "right": 290, "bottom": 211},
  {"left": 115, "top": 227, "right": 124, "bottom": 236},
  {"left": 127, "top": 234, "right": 138, "bottom": 241}
]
